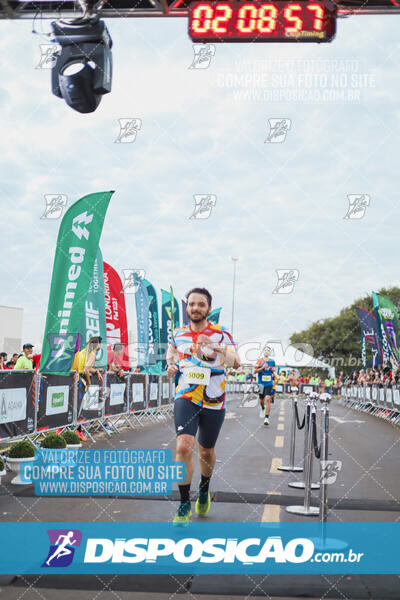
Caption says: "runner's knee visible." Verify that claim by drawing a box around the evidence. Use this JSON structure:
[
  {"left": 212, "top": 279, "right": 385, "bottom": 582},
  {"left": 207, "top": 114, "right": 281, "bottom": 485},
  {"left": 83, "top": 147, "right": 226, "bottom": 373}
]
[{"left": 176, "top": 435, "right": 194, "bottom": 458}]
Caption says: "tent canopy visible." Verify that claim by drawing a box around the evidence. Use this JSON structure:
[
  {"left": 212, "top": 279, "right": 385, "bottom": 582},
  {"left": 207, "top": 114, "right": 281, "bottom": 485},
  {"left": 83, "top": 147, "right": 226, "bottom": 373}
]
[{"left": 238, "top": 338, "right": 334, "bottom": 376}]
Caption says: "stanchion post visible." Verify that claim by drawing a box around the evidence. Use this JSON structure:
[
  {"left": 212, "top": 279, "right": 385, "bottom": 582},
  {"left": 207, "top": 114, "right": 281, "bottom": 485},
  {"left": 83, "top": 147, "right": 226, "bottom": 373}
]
[
  {"left": 319, "top": 394, "right": 330, "bottom": 522},
  {"left": 288, "top": 394, "right": 320, "bottom": 490},
  {"left": 286, "top": 400, "right": 320, "bottom": 517},
  {"left": 278, "top": 392, "right": 302, "bottom": 472}
]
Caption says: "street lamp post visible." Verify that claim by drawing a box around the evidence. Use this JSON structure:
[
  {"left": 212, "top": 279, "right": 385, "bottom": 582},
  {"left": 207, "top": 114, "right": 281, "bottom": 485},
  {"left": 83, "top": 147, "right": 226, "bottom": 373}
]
[{"left": 230, "top": 256, "right": 239, "bottom": 337}]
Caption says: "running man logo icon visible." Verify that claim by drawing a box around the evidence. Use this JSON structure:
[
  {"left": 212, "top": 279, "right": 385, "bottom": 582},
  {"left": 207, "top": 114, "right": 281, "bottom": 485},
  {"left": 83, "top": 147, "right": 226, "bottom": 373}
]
[
  {"left": 265, "top": 119, "right": 292, "bottom": 143},
  {"left": 189, "top": 195, "right": 217, "bottom": 220},
  {"left": 42, "top": 529, "right": 82, "bottom": 568},
  {"left": 343, "top": 194, "right": 370, "bottom": 219},
  {"left": 189, "top": 44, "right": 216, "bottom": 69},
  {"left": 122, "top": 269, "right": 146, "bottom": 293},
  {"left": 35, "top": 44, "right": 62, "bottom": 69},
  {"left": 272, "top": 270, "right": 299, "bottom": 294},
  {"left": 320, "top": 460, "right": 342, "bottom": 485},
  {"left": 115, "top": 118, "right": 142, "bottom": 143},
  {"left": 41, "top": 195, "right": 68, "bottom": 220}
]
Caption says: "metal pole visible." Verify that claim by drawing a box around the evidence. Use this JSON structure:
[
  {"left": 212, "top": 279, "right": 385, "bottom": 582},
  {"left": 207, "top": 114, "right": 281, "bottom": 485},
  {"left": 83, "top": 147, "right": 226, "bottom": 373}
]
[
  {"left": 230, "top": 256, "right": 239, "bottom": 337},
  {"left": 278, "top": 395, "right": 302, "bottom": 472},
  {"left": 319, "top": 398, "right": 330, "bottom": 522},
  {"left": 288, "top": 396, "right": 320, "bottom": 490},
  {"left": 286, "top": 403, "right": 319, "bottom": 517}
]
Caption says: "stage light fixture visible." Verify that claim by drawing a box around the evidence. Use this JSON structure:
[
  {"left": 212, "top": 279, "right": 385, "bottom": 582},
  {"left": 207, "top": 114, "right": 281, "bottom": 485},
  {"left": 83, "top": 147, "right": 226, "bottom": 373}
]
[{"left": 50, "top": 16, "right": 113, "bottom": 114}]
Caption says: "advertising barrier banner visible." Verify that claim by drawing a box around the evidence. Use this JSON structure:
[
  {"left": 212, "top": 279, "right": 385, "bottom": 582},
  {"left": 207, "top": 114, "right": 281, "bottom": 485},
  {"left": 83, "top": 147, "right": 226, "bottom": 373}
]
[
  {"left": 104, "top": 373, "right": 128, "bottom": 417},
  {"left": 0, "top": 371, "right": 35, "bottom": 440},
  {"left": 36, "top": 373, "right": 75, "bottom": 432},
  {"left": 76, "top": 373, "right": 105, "bottom": 423},
  {"left": 130, "top": 374, "right": 146, "bottom": 412}
]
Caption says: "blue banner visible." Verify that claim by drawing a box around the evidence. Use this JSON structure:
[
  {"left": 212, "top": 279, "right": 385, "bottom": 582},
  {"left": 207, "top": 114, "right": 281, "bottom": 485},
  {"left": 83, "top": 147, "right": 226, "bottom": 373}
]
[
  {"left": 20, "top": 449, "right": 185, "bottom": 497},
  {"left": 134, "top": 274, "right": 150, "bottom": 368},
  {"left": 355, "top": 307, "right": 383, "bottom": 368},
  {"left": 0, "top": 522, "right": 398, "bottom": 574}
]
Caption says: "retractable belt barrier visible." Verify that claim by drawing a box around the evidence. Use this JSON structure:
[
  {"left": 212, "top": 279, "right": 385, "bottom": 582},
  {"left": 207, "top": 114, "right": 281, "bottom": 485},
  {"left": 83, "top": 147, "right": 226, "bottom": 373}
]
[
  {"left": 339, "top": 384, "right": 400, "bottom": 424},
  {"left": 286, "top": 392, "right": 332, "bottom": 520}
]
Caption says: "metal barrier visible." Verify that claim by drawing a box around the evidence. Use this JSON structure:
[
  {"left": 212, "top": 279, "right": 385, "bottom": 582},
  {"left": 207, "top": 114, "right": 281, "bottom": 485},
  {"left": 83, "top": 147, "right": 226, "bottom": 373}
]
[
  {"left": 0, "top": 370, "right": 36, "bottom": 441},
  {"left": 339, "top": 384, "right": 400, "bottom": 424},
  {"left": 0, "top": 370, "right": 176, "bottom": 445},
  {"left": 36, "top": 371, "right": 75, "bottom": 435}
]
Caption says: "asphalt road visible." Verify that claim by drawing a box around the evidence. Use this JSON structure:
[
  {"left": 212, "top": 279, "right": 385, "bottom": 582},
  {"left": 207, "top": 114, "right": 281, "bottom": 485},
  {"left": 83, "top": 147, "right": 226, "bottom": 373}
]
[{"left": 0, "top": 392, "right": 399, "bottom": 599}]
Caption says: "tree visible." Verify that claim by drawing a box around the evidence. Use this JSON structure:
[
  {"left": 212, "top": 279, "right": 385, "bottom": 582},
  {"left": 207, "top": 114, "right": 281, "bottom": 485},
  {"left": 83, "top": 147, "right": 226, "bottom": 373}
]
[{"left": 289, "top": 287, "right": 400, "bottom": 374}]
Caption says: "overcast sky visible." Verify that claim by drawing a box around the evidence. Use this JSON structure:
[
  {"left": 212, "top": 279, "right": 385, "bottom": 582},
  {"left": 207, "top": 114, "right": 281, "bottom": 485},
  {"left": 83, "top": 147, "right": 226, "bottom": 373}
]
[{"left": 0, "top": 14, "right": 399, "bottom": 352}]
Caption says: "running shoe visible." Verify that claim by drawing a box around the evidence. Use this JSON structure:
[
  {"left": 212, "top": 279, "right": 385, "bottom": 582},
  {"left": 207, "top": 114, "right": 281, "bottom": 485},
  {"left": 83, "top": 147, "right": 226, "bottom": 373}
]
[
  {"left": 263, "top": 416, "right": 270, "bottom": 426},
  {"left": 173, "top": 502, "right": 192, "bottom": 526},
  {"left": 195, "top": 491, "right": 211, "bottom": 516},
  {"left": 75, "top": 429, "right": 87, "bottom": 442}
]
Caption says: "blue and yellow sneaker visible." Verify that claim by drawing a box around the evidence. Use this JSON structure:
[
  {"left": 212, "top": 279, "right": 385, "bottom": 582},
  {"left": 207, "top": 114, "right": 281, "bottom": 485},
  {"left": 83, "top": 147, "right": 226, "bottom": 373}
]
[
  {"left": 173, "top": 502, "right": 192, "bottom": 526},
  {"left": 195, "top": 491, "right": 211, "bottom": 516}
]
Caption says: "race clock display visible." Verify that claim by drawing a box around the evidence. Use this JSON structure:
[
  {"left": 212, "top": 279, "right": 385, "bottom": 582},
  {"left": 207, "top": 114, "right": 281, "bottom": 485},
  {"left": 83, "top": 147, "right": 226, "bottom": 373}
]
[{"left": 189, "top": 0, "right": 337, "bottom": 43}]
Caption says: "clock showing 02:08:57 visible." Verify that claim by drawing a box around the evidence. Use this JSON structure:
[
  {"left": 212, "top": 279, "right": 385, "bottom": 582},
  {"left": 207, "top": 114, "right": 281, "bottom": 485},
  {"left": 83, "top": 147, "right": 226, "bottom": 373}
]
[{"left": 188, "top": 0, "right": 337, "bottom": 43}]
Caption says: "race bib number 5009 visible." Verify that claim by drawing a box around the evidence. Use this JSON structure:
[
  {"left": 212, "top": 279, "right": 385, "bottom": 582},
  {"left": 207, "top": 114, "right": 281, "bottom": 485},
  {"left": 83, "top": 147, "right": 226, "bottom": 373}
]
[{"left": 183, "top": 366, "right": 211, "bottom": 385}]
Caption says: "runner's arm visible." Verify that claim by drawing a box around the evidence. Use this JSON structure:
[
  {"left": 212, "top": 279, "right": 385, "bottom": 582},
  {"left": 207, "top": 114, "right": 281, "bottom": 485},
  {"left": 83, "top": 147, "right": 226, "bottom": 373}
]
[{"left": 166, "top": 343, "right": 179, "bottom": 377}]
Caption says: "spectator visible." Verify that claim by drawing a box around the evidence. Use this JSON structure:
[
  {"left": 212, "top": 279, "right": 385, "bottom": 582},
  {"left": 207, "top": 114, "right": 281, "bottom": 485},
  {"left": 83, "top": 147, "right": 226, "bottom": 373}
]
[
  {"left": 71, "top": 336, "right": 103, "bottom": 386},
  {"left": 5, "top": 353, "right": 19, "bottom": 369},
  {"left": 107, "top": 343, "right": 127, "bottom": 378},
  {"left": 14, "top": 344, "right": 34, "bottom": 370},
  {"left": 0, "top": 352, "right": 7, "bottom": 370}
]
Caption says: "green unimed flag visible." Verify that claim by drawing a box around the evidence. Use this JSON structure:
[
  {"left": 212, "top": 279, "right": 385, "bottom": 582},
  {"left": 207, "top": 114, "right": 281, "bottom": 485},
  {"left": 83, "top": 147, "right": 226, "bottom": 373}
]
[
  {"left": 79, "top": 247, "right": 107, "bottom": 369},
  {"left": 40, "top": 191, "right": 114, "bottom": 374}
]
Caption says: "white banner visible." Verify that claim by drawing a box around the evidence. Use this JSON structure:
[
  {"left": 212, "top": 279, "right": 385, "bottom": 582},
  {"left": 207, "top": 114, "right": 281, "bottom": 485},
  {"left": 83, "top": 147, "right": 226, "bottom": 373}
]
[
  {"left": 46, "top": 385, "right": 69, "bottom": 416},
  {"left": 162, "top": 383, "right": 169, "bottom": 399},
  {"left": 150, "top": 382, "right": 158, "bottom": 401},
  {"left": 131, "top": 383, "right": 144, "bottom": 404},
  {"left": 110, "top": 383, "right": 125, "bottom": 406},
  {"left": 83, "top": 385, "right": 100, "bottom": 411},
  {"left": 0, "top": 388, "right": 27, "bottom": 424}
]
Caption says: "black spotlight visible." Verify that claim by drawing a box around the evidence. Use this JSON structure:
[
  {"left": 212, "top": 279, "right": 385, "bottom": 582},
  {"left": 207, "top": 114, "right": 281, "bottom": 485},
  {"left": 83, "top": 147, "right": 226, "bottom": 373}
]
[{"left": 50, "top": 16, "right": 113, "bottom": 113}]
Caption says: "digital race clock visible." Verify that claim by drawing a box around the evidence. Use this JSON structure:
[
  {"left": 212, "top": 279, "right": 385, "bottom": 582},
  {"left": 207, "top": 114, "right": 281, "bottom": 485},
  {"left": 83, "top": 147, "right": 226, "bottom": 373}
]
[{"left": 188, "top": 0, "right": 337, "bottom": 43}]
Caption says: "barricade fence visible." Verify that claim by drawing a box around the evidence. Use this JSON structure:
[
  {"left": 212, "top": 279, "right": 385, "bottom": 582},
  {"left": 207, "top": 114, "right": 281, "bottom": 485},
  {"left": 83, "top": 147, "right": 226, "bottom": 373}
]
[
  {"left": 0, "top": 371, "right": 176, "bottom": 444},
  {"left": 226, "top": 382, "right": 321, "bottom": 396},
  {"left": 339, "top": 384, "right": 400, "bottom": 424}
]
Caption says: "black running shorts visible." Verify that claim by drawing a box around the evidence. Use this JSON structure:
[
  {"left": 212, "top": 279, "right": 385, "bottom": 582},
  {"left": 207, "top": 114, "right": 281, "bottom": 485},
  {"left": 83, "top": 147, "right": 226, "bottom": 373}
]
[{"left": 174, "top": 396, "right": 225, "bottom": 449}]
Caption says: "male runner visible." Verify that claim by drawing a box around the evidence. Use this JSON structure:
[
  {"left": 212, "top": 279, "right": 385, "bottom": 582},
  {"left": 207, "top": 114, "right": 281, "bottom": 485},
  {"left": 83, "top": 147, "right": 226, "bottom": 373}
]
[
  {"left": 254, "top": 346, "right": 276, "bottom": 426},
  {"left": 166, "top": 287, "right": 240, "bottom": 526}
]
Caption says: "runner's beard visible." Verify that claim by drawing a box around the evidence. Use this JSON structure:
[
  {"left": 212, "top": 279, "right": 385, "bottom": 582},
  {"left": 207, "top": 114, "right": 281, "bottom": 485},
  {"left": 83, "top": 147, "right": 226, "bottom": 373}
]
[{"left": 187, "top": 309, "right": 209, "bottom": 323}]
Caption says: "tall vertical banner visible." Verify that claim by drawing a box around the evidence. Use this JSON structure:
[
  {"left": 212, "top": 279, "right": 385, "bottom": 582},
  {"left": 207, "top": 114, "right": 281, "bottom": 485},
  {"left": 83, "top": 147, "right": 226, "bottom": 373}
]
[
  {"left": 372, "top": 292, "right": 400, "bottom": 365},
  {"left": 181, "top": 299, "right": 189, "bottom": 326},
  {"left": 79, "top": 248, "right": 107, "bottom": 368},
  {"left": 103, "top": 262, "right": 129, "bottom": 367},
  {"left": 208, "top": 307, "right": 222, "bottom": 324},
  {"left": 144, "top": 279, "right": 162, "bottom": 374},
  {"left": 40, "top": 191, "right": 113, "bottom": 375},
  {"left": 355, "top": 307, "right": 383, "bottom": 368},
  {"left": 134, "top": 273, "right": 150, "bottom": 369},
  {"left": 160, "top": 288, "right": 180, "bottom": 373}
]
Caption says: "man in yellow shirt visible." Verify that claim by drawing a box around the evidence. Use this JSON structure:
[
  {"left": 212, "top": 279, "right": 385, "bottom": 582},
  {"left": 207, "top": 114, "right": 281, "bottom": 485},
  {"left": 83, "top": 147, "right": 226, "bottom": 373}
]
[
  {"left": 71, "top": 336, "right": 104, "bottom": 442},
  {"left": 71, "top": 336, "right": 103, "bottom": 386}
]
